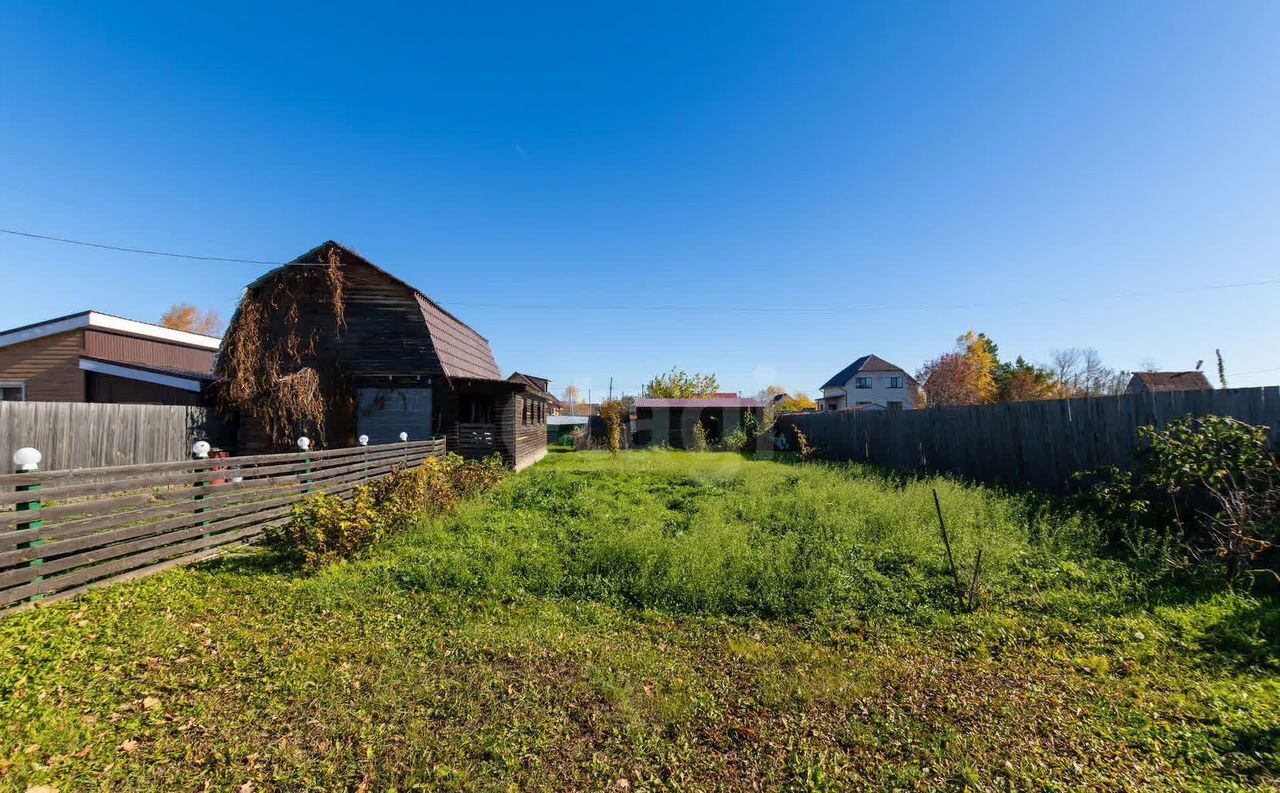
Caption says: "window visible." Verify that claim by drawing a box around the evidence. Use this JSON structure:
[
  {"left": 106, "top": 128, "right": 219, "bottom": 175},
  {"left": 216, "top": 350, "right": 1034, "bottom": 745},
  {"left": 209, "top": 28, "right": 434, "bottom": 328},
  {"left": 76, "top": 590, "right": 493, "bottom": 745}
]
[
  {"left": 888, "top": 376, "right": 904, "bottom": 389},
  {"left": 888, "top": 401, "right": 904, "bottom": 410},
  {"left": 0, "top": 383, "right": 24, "bottom": 402},
  {"left": 856, "top": 401, "right": 873, "bottom": 406},
  {"left": 855, "top": 377, "right": 873, "bottom": 389}
]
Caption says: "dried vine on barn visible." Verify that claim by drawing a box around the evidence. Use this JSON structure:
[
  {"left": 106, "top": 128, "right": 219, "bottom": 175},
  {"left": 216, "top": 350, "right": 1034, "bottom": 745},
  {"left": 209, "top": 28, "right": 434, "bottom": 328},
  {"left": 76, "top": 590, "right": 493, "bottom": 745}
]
[{"left": 215, "top": 249, "right": 349, "bottom": 446}]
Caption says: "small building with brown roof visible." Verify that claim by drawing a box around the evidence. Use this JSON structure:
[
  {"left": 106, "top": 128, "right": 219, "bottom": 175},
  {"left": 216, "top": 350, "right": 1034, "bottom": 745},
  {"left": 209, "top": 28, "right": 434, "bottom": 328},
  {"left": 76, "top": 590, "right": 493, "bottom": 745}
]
[
  {"left": 1125, "top": 371, "right": 1213, "bottom": 394},
  {"left": 0, "top": 310, "right": 220, "bottom": 406},
  {"left": 217, "top": 242, "right": 549, "bottom": 469}
]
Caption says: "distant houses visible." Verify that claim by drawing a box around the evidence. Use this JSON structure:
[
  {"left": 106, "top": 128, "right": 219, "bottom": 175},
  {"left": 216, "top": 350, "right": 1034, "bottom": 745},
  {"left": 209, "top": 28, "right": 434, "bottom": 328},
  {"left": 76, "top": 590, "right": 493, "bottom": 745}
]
[
  {"left": 1125, "top": 371, "right": 1213, "bottom": 394},
  {"left": 819, "top": 354, "right": 919, "bottom": 411}
]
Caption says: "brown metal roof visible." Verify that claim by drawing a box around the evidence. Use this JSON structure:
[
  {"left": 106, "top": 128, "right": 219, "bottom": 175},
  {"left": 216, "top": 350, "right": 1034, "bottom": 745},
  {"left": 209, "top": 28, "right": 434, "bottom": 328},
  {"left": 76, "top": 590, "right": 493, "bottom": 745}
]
[
  {"left": 821, "top": 354, "right": 915, "bottom": 389},
  {"left": 248, "top": 241, "right": 502, "bottom": 381}
]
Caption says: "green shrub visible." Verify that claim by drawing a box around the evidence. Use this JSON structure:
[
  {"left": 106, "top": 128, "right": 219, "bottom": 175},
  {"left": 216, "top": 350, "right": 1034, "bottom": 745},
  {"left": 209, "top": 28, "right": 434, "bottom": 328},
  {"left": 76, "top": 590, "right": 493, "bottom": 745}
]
[
  {"left": 691, "top": 421, "right": 708, "bottom": 452},
  {"left": 266, "top": 453, "right": 507, "bottom": 568},
  {"left": 1077, "top": 415, "right": 1279, "bottom": 579}
]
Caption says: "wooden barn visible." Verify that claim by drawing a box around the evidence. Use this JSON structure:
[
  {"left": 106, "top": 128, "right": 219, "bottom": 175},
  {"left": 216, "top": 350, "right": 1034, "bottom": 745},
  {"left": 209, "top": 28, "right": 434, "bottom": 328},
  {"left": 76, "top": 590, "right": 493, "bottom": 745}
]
[
  {"left": 216, "top": 241, "right": 549, "bottom": 470},
  {"left": 633, "top": 396, "right": 764, "bottom": 449}
]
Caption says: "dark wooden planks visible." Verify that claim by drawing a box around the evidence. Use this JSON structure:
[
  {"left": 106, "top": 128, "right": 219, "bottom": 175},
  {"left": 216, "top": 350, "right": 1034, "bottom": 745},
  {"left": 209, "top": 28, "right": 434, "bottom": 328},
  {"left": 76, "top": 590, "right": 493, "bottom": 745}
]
[
  {"left": 777, "top": 386, "right": 1280, "bottom": 493},
  {"left": 1, "top": 437, "right": 447, "bottom": 611}
]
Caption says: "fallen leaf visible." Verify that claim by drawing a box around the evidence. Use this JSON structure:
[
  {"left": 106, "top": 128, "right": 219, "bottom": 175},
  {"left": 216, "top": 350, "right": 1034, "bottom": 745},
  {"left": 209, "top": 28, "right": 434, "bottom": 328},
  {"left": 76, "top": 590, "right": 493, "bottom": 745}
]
[
  {"left": 119, "top": 740, "right": 139, "bottom": 753},
  {"left": 141, "top": 696, "right": 161, "bottom": 710},
  {"left": 239, "top": 782, "right": 255, "bottom": 793},
  {"left": 25, "top": 785, "right": 58, "bottom": 793}
]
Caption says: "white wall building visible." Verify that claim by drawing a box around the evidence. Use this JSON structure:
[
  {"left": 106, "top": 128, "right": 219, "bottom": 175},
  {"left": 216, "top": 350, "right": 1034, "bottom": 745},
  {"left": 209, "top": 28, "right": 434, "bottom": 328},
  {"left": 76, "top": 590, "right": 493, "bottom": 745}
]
[{"left": 819, "top": 354, "right": 918, "bottom": 411}]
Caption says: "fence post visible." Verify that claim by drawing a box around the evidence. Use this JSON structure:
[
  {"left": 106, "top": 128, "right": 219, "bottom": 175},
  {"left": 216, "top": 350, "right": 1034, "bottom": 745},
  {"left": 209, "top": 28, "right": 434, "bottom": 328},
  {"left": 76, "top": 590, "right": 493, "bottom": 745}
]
[
  {"left": 12, "top": 447, "right": 44, "bottom": 603},
  {"left": 192, "top": 440, "right": 211, "bottom": 536},
  {"left": 399, "top": 431, "right": 409, "bottom": 467},
  {"left": 297, "top": 437, "right": 312, "bottom": 496},
  {"left": 358, "top": 434, "right": 369, "bottom": 484}
]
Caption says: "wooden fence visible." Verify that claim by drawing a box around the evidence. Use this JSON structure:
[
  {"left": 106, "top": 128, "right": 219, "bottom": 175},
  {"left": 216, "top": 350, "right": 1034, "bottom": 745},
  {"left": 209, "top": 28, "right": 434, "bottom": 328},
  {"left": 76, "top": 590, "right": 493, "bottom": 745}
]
[
  {"left": 776, "top": 386, "right": 1280, "bottom": 493},
  {"left": 0, "top": 401, "right": 235, "bottom": 472},
  {"left": 0, "top": 438, "right": 446, "bottom": 612}
]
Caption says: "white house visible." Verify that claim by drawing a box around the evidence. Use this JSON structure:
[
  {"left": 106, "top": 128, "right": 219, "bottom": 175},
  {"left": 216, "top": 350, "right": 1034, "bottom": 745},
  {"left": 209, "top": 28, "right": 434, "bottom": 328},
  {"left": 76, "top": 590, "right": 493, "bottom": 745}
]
[{"left": 819, "top": 354, "right": 918, "bottom": 411}]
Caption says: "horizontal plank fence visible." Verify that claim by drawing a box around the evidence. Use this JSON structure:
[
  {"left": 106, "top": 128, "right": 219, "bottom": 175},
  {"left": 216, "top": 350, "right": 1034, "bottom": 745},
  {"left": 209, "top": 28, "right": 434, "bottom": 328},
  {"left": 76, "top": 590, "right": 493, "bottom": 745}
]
[
  {"left": 777, "top": 386, "right": 1280, "bottom": 493},
  {"left": 0, "top": 401, "right": 235, "bottom": 473},
  {"left": 0, "top": 437, "right": 446, "bottom": 612}
]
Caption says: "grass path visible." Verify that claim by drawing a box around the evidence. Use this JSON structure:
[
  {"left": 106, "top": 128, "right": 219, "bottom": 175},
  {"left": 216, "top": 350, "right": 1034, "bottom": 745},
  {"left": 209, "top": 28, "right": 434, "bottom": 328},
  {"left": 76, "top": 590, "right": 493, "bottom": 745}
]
[{"left": 1, "top": 451, "right": 1276, "bottom": 790}]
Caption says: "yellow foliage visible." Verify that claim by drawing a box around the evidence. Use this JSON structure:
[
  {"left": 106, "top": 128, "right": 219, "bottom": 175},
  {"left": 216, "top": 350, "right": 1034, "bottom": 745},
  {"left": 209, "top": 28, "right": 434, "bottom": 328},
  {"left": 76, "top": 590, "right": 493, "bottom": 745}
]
[{"left": 958, "top": 331, "right": 998, "bottom": 404}]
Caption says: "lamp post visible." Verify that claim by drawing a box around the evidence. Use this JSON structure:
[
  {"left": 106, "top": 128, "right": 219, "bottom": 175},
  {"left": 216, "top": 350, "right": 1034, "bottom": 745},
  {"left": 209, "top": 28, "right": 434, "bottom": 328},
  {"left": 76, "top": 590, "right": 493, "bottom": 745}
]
[
  {"left": 192, "top": 440, "right": 211, "bottom": 535},
  {"left": 297, "top": 436, "right": 312, "bottom": 495},
  {"left": 12, "top": 447, "right": 44, "bottom": 602}
]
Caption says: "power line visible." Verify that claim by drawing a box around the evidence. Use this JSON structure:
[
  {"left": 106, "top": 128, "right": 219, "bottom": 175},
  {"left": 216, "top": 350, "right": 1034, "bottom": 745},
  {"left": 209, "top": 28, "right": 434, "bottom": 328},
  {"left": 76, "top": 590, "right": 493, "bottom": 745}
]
[
  {"left": 3, "top": 225, "right": 1280, "bottom": 314},
  {"left": 0, "top": 227, "right": 286, "bottom": 265}
]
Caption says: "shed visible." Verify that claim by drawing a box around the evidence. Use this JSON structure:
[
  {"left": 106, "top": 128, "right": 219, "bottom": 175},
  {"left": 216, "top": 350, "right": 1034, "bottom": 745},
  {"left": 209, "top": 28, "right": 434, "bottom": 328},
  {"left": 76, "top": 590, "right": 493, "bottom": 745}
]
[
  {"left": 633, "top": 396, "right": 764, "bottom": 449},
  {"left": 216, "top": 241, "right": 549, "bottom": 469},
  {"left": 1125, "top": 371, "right": 1213, "bottom": 394}
]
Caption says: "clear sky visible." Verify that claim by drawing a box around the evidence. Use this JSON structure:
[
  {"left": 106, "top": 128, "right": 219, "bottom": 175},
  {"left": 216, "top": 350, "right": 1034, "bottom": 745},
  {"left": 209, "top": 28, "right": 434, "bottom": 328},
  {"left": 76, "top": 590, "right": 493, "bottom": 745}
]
[{"left": 2, "top": 2, "right": 1279, "bottom": 399}]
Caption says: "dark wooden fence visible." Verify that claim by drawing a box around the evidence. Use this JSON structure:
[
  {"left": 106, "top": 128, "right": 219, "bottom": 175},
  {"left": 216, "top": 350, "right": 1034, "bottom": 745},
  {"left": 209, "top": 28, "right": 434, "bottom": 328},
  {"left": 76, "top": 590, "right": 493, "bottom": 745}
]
[
  {"left": 776, "top": 386, "right": 1280, "bottom": 492},
  {"left": 0, "top": 438, "right": 446, "bottom": 612},
  {"left": 0, "top": 401, "right": 235, "bottom": 472}
]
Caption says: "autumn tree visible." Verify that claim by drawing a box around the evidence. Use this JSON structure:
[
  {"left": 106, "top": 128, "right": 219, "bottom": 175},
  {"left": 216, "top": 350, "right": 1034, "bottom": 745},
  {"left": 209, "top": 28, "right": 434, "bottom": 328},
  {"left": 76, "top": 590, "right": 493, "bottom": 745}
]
[
  {"left": 159, "top": 304, "right": 222, "bottom": 335},
  {"left": 916, "top": 352, "right": 980, "bottom": 407},
  {"left": 643, "top": 367, "right": 720, "bottom": 398},
  {"left": 561, "top": 385, "right": 581, "bottom": 415},
  {"left": 775, "top": 392, "right": 817, "bottom": 413},
  {"left": 958, "top": 331, "right": 999, "bottom": 403},
  {"left": 998, "top": 358, "right": 1059, "bottom": 402}
]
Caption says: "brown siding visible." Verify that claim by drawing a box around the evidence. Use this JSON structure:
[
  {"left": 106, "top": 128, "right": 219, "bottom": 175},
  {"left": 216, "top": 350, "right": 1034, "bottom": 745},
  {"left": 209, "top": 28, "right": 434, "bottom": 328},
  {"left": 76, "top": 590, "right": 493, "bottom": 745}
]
[
  {"left": 0, "top": 330, "right": 84, "bottom": 401},
  {"left": 82, "top": 330, "right": 216, "bottom": 374},
  {"left": 503, "top": 392, "right": 548, "bottom": 470}
]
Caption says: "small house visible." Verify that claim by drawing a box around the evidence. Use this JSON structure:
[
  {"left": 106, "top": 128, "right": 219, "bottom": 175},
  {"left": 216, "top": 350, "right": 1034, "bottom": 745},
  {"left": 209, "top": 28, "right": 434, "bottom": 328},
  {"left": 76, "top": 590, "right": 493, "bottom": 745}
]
[
  {"left": 0, "top": 311, "right": 219, "bottom": 405},
  {"left": 819, "top": 354, "right": 918, "bottom": 411},
  {"left": 216, "top": 241, "right": 549, "bottom": 469},
  {"left": 1125, "top": 371, "right": 1213, "bottom": 394},
  {"left": 633, "top": 396, "right": 764, "bottom": 449}
]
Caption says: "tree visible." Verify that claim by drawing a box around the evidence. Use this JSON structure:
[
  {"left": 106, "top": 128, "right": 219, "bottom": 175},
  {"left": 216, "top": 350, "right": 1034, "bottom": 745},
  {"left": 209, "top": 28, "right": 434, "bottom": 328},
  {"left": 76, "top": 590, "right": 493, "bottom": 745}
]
[
  {"left": 1049, "top": 347, "right": 1125, "bottom": 396},
  {"left": 159, "top": 304, "right": 222, "bottom": 335},
  {"left": 995, "top": 356, "right": 1060, "bottom": 402},
  {"left": 561, "top": 385, "right": 581, "bottom": 416},
  {"left": 775, "top": 392, "right": 817, "bottom": 413},
  {"left": 916, "top": 352, "right": 981, "bottom": 407},
  {"left": 598, "top": 399, "right": 628, "bottom": 457},
  {"left": 753, "top": 385, "right": 788, "bottom": 403},
  {"left": 958, "top": 331, "right": 999, "bottom": 403},
  {"left": 643, "top": 367, "right": 720, "bottom": 398}
]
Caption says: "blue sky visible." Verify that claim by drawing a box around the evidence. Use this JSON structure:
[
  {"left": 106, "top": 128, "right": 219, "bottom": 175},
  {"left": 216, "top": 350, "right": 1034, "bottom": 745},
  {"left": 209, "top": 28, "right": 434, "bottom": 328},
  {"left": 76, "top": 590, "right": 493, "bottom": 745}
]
[{"left": 2, "top": 2, "right": 1279, "bottom": 398}]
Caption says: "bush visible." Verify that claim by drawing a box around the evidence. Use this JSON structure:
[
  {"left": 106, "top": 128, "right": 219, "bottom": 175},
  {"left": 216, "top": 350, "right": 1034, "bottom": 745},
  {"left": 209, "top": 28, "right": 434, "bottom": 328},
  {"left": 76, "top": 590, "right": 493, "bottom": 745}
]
[
  {"left": 1078, "top": 415, "right": 1279, "bottom": 579},
  {"left": 690, "top": 421, "right": 708, "bottom": 452},
  {"left": 265, "top": 453, "right": 508, "bottom": 568}
]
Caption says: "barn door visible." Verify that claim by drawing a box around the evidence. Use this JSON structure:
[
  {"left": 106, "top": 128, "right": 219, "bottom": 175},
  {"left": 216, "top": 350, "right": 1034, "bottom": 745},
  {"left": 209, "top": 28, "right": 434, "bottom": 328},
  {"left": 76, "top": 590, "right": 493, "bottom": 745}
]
[{"left": 356, "top": 387, "right": 432, "bottom": 445}]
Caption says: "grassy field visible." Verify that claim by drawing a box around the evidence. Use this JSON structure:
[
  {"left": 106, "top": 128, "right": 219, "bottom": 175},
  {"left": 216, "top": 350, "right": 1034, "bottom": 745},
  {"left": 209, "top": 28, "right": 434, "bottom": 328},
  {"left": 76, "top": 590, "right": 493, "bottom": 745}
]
[{"left": 2, "top": 450, "right": 1277, "bottom": 791}]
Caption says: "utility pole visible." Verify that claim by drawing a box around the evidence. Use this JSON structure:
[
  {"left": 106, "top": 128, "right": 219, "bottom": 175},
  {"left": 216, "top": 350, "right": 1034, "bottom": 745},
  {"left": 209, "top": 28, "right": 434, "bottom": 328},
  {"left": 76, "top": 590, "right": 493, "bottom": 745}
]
[{"left": 608, "top": 377, "right": 613, "bottom": 402}]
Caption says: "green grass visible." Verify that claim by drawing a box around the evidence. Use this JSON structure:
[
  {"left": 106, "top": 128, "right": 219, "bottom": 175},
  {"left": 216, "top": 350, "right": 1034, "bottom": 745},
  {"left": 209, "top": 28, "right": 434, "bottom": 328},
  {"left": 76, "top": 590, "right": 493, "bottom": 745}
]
[{"left": 1, "top": 450, "right": 1276, "bottom": 791}]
